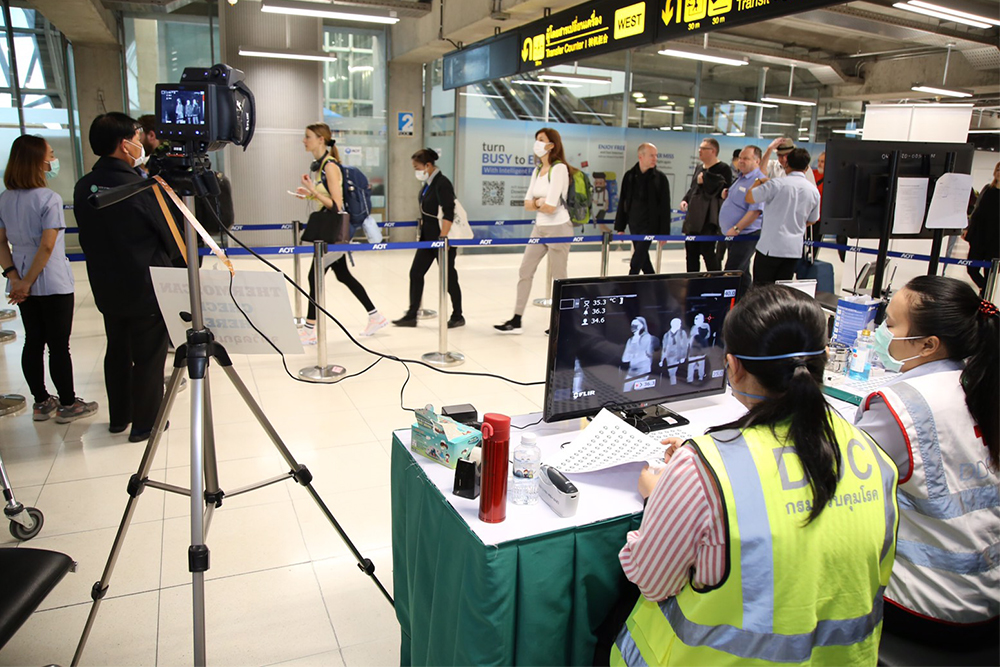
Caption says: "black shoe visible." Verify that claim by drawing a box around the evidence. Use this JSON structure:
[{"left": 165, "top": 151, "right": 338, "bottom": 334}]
[
  {"left": 494, "top": 319, "right": 522, "bottom": 335},
  {"left": 392, "top": 314, "right": 418, "bottom": 327},
  {"left": 109, "top": 423, "right": 130, "bottom": 434},
  {"left": 129, "top": 420, "right": 169, "bottom": 443},
  {"left": 447, "top": 315, "right": 466, "bottom": 329},
  {"left": 544, "top": 329, "right": 550, "bottom": 336}
]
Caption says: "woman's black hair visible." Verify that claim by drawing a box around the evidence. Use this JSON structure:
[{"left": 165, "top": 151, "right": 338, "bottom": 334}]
[
  {"left": 411, "top": 148, "right": 439, "bottom": 166},
  {"left": 903, "top": 276, "right": 998, "bottom": 468},
  {"left": 708, "top": 285, "right": 839, "bottom": 524}
]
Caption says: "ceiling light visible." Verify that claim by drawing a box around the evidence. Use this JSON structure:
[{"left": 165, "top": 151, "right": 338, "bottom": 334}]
[
  {"left": 239, "top": 46, "right": 338, "bottom": 62},
  {"left": 632, "top": 92, "right": 644, "bottom": 98},
  {"left": 683, "top": 123, "right": 716, "bottom": 128},
  {"left": 658, "top": 48, "right": 748, "bottom": 67},
  {"left": 639, "top": 107, "right": 683, "bottom": 114},
  {"left": 910, "top": 84, "right": 973, "bottom": 98},
  {"left": 460, "top": 92, "right": 504, "bottom": 99},
  {"left": 968, "top": 129, "right": 1000, "bottom": 134},
  {"left": 729, "top": 99, "right": 779, "bottom": 109},
  {"left": 348, "top": 65, "right": 374, "bottom": 73},
  {"left": 832, "top": 128, "right": 864, "bottom": 135},
  {"left": 761, "top": 95, "right": 816, "bottom": 107},
  {"left": 261, "top": 0, "right": 400, "bottom": 24},
  {"left": 760, "top": 121, "right": 796, "bottom": 127},
  {"left": 908, "top": 0, "right": 1000, "bottom": 26},
  {"left": 538, "top": 72, "right": 612, "bottom": 85},
  {"left": 892, "top": 2, "right": 991, "bottom": 28},
  {"left": 727, "top": 131, "right": 746, "bottom": 136},
  {"left": 510, "top": 79, "right": 581, "bottom": 88},
  {"left": 574, "top": 111, "right": 615, "bottom": 117},
  {"left": 658, "top": 95, "right": 669, "bottom": 101},
  {"left": 672, "top": 126, "right": 684, "bottom": 130},
  {"left": 635, "top": 98, "right": 647, "bottom": 104}
]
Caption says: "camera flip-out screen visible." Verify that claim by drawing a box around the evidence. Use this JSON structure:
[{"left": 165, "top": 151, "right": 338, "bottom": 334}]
[{"left": 156, "top": 84, "right": 211, "bottom": 142}]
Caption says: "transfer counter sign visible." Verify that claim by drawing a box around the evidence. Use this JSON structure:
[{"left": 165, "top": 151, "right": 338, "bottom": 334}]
[{"left": 518, "top": 1, "right": 654, "bottom": 72}]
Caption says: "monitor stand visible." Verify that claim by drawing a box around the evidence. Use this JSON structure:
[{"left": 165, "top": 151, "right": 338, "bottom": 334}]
[{"left": 623, "top": 404, "right": 690, "bottom": 433}]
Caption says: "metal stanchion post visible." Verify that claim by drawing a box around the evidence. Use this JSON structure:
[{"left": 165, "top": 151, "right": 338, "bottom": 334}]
[
  {"left": 292, "top": 220, "right": 304, "bottom": 327},
  {"left": 655, "top": 241, "right": 663, "bottom": 273},
  {"left": 533, "top": 261, "right": 553, "bottom": 307},
  {"left": 600, "top": 231, "right": 611, "bottom": 278},
  {"left": 984, "top": 258, "right": 999, "bottom": 303},
  {"left": 0, "top": 307, "right": 16, "bottom": 343},
  {"left": 422, "top": 239, "right": 464, "bottom": 367},
  {"left": 299, "top": 240, "right": 346, "bottom": 382}
]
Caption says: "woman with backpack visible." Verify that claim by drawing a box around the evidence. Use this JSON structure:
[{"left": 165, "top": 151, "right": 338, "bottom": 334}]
[
  {"left": 495, "top": 127, "right": 575, "bottom": 335},
  {"left": 295, "top": 123, "right": 386, "bottom": 343}
]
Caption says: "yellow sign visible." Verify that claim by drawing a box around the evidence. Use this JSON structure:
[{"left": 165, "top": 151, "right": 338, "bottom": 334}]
[{"left": 614, "top": 2, "right": 647, "bottom": 39}]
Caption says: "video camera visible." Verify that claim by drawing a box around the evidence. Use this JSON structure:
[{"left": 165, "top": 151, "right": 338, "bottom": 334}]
[{"left": 154, "top": 64, "right": 255, "bottom": 153}]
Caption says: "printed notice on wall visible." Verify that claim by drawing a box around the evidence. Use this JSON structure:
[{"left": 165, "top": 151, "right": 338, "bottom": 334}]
[
  {"left": 892, "top": 177, "right": 929, "bottom": 235},
  {"left": 151, "top": 267, "right": 302, "bottom": 355},
  {"left": 925, "top": 172, "right": 973, "bottom": 230}
]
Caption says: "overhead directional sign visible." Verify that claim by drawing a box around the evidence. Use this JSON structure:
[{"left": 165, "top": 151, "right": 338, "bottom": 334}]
[{"left": 654, "top": 0, "right": 844, "bottom": 41}]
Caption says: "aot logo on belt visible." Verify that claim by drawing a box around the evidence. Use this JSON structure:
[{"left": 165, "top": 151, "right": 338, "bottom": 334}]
[{"left": 614, "top": 2, "right": 646, "bottom": 39}]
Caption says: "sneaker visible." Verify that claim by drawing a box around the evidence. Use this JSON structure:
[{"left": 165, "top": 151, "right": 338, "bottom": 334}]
[
  {"left": 54, "top": 398, "right": 99, "bottom": 424},
  {"left": 447, "top": 315, "right": 466, "bottom": 329},
  {"left": 360, "top": 313, "right": 388, "bottom": 337},
  {"left": 32, "top": 396, "right": 58, "bottom": 422},
  {"left": 392, "top": 314, "right": 418, "bottom": 327},
  {"left": 494, "top": 319, "right": 522, "bottom": 335},
  {"left": 299, "top": 327, "right": 317, "bottom": 346}
]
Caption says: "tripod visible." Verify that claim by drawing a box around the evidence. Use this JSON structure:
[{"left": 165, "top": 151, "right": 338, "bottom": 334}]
[{"left": 71, "top": 180, "right": 392, "bottom": 667}]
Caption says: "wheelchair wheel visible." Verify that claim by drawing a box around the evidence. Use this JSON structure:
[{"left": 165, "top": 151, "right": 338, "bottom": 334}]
[{"left": 9, "top": 507, "right": 44, "bottom": 540}]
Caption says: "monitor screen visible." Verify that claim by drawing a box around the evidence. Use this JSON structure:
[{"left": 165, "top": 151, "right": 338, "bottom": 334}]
[
  {"left": 159, "top": 88, "right": 207, "bottom": 127},
  {"left": 543, "top": 272, "right": 742, "bottom": 424}
]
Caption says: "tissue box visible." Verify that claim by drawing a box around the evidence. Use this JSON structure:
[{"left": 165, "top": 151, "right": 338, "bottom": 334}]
[
  {"left": 411, "top": 408, "right": 482, "bottom": 469},
  {"left": 832, "top": 296, "right": 879, "bottom": 347}
]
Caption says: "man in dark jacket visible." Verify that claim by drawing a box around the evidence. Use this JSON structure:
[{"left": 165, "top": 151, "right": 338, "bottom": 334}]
[
  {"left": 680, "top": 138, "right": 732, "bottom": 272},
  {"left": 614, "top": 143, "right": 671, "bottom": 275},
  {"left": 74, "top": 112, "right": 181, "bottom": 442}
]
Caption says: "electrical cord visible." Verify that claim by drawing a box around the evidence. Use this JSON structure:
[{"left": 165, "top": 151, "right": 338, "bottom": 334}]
[{"left": 197, "top": 203, "right": 544, "bottom": 413}]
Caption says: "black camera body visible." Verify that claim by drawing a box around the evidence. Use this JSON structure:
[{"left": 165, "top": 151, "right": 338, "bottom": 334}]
[{"left": 154, "top": 64, "right": 255, "bottom": 153}]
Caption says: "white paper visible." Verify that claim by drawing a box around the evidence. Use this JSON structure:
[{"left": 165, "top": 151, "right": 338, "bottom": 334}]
[
  {"left": 892, "top": 177, "right": 929, "bottom": 234},
  {"left": 545, "top": 409, "right": 670, "bottom": 473},
  {"left": 151, "top": 267, "right": 302, "bottom": 355},
  {"left": 925, "top": 173, "right": 973, "bottom": 229}
]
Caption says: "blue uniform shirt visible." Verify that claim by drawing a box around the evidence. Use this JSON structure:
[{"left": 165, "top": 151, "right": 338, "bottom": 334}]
[
  {"left": 719, "top": 167, "right": 765, "bottom": 234},
  {"left": 0, "top": 187, "right": 74, "bottom": 296},
  {"left": 751, "top": 171, "right": 821, "bottom": 259}
]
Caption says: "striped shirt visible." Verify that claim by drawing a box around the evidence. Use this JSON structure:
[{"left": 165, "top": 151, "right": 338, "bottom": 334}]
[{"left": 619, "top": 446, "right": 727, "bottom": 601}]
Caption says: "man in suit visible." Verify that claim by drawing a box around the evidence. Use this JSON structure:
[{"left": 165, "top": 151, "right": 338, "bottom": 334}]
[{"left": 74, "top": 112, "right": 181, "bottom": 442}]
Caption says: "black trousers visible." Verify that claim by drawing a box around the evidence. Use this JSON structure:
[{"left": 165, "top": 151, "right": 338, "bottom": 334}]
[
  {"left": 629, "top": 240, "right": 656, "bottom": 275},
  {"left": 685, "top": 240, "right": 720, "bottom": 272},
  {"left": 753, "top": 252, "right": 798, "bottom": 286},
  {"left": 17, "top": 293, "right": 76, "bottom": 405},
  {"left": 723, "top": 233, "right": 760, "bottom": 295},
  {"left": 102, "top": 312, "right": 169, "bottom": 432},
  {"left": 407, "top": 247, "right": 462, "bottom": 317},
  {"left": 968, "top": 265, "right": 988, "bottom": 292},
  {"left": 307, "top": 255, "right": 376, "bottom": 320}
]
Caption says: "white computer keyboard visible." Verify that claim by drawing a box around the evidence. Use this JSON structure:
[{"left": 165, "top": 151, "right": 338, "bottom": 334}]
[
  {"left": 547, "top": 409, "right": 692, "bottom": 474},
  {"left": 822, "top": 372, "right": 897, "bottom": 405}
]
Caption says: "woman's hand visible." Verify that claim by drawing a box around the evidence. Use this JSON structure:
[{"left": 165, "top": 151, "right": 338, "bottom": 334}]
[
  {"left": 659, "top": 437, "right": 684, "bottom": 462},
  {"left": 7, "top": 277, "right": 30, "bottom": 304},
  {"left": 299, "top": 174, "right": 315, "bottom": 193},
  {"left": 638, "top": 464, "right": 667, "bottom": 499},
  {"left": 524, "top": 198, "right": 536, "bottom": 211}
]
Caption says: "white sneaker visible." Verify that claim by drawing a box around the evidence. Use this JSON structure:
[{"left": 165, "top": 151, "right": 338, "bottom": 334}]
[
  {"left": 299, "top": 327, "right": 317, "bottom": 346},
  {"left": 360, "top": 312, "right": 388, "bottom": 337}
]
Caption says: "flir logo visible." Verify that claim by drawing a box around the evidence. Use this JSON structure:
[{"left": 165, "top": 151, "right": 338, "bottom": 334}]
[{"left": 614, "top": 2, "right": 646, "bottom": 39}]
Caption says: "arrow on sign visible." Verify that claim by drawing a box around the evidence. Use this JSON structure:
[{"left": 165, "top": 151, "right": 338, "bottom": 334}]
[{"left": 662, "top": 0, "right": 674, "bottom": 25}]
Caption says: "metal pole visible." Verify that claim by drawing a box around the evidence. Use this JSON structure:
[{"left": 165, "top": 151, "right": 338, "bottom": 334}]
[
  {"left": 292, "top": 220, "right": 304, "bottom": 326},
  {"left": 299, "top": 240, "right": 346, "bottom": 382},
  {"left": 543, "top": 84, "right": 551, "bottom": 123},
  {"left": 600, "top": 231, "right": 611, "bottom": 277},
  {"left": 533, "top": 261, "right": 553, "bottom": 307},
  {"left": 422, "top": 239, "right": 464, "bottom": 367},
  {"left": 655, "top": 241, "right": 663, "bottom": 273},
  {"left": 2, "top": 0, "right": 25, "bottom": 135},
  {"left": 984, "top": 258, "right": 999, "bottom": 303}
]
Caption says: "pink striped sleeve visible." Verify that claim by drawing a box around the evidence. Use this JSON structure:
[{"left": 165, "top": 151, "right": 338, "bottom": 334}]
[{"left": 619, "top": 447, "right": 726, "bottom": 601}]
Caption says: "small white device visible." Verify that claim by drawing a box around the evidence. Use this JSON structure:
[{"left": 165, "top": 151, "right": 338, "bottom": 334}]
[{"left": 538, "top": 465, "right": 579, "bottom": 518}]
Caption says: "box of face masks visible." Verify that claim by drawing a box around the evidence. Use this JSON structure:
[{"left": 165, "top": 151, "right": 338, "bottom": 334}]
[
  {"left": 411, "top": 407, "right": 482, "bottom": 469},
  {"left": 832, "top": 296, "right": 879, "bottom": 347}
]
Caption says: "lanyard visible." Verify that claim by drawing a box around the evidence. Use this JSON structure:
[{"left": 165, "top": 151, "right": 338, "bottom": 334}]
[{"left": 420, "top": 183, "right": 430, "bottom": 202}]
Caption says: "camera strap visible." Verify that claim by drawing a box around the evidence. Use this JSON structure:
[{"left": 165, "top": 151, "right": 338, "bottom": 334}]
[
  {"left": 153, "top": 175, "right": 234, "bottom": 274},
  {"left": 152, "top": 183, "right": 188, "bottom": 261}
]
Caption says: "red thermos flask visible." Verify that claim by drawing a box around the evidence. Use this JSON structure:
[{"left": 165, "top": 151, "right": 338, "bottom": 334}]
[{"left": 478, "top": 413, "right": 510, "bottom": 523}]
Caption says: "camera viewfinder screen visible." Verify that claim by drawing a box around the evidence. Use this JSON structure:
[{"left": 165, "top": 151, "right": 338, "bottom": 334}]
[
  {"left": 160, "top": 89, "right": 206, "bottom": 126},
  {"left": 543, "top": 273, "right": 741, "bottom": 423}
]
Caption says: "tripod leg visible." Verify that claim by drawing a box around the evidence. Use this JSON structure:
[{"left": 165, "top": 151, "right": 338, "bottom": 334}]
[
  {"left": 188, "top": 363, "right": 209, "bottom": 666},
  {"left": 71, "top": 362, "right": 186, "bottom": 667},
  {"left": 202, "top": 371, "right": 222, "bottom": 538}
]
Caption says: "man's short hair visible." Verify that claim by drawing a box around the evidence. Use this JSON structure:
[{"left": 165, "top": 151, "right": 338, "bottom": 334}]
[
  {"left": 138, "top": 114, "right": 157, "bottom": 136},
  {"left": 787, "top": 148, "right": 811, "bottom": 171},
  {"left": 732, "top": 149, "right": 741, "bottom": 160},
  {"left": 89, "top": 112, "right": 140, "bottom": 157},
  {"left": 743, "top": 145, "right": 762, "bottom": 161},
  {"left": 701, "top": 138, "right": 720, "bottom": 154}
]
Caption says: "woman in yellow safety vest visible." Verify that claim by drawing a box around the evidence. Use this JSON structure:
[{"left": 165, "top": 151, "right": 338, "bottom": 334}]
[{"left": 612, "top": 285, "right": 899, "bottom": 666}]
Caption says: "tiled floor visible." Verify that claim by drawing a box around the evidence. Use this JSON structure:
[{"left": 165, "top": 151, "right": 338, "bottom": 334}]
[{"left": 0, "top": 242, "right": 974, "bottom": 665}]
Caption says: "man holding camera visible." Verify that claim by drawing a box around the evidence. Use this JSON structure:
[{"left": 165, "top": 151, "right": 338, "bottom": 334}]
[{"left": 74, "top": 112, "right": 181, "bottom": 442}]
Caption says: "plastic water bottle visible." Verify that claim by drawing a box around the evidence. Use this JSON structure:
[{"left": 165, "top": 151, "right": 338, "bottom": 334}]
[
  {"left": 511, "top": 433, "right": 541, "bottom": 505},
  {"left": 848, "top": 329, "right": 874, "bottom": 382}
]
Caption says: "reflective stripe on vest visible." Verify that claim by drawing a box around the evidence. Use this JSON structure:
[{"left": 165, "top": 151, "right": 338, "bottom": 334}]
[
  {"left": 614, "top": 624, "right": 649, "bottom": 667},
  {"left": 896, "top": 539, "right": 1000, "bottom": 575}
]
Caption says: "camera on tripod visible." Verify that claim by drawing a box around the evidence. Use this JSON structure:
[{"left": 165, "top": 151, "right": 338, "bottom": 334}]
[{"left": 154, "top": 63, "right": 255, "bottom": 153}]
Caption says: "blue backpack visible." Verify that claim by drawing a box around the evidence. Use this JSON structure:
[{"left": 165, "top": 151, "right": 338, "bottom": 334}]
[{"left": 319, "top": 157, "right": 372, "bottom": 234}]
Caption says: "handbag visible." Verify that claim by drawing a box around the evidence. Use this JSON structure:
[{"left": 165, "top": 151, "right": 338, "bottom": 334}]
[
  {"left": 441, "top": 199, "right": 473, "bottom": 240},
  {"left": 301, "top": 208, "right": 350, "bottom": 244}
]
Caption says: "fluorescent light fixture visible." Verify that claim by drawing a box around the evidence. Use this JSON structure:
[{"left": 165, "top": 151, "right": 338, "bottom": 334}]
[
  {"left": 635, "top": 98, "right": 647, "bottom": 104},
  {"left": 460, "top": 92, "right": 504, "bottom": 99},
  {"left": 511, "top": 79, "right": 580, "bottom": 88},
  {"left": 239, "top": 46, "right": 337, "bottom": 62},
  {"left": 908, "top": 1, "right": 1000, "bottom": 26},
  {"left": 760, "top": 121, "right": 796, "bottom": 127},
  {"left": 574, "top": 110, "right": 615, "bottom": 117},
  {"left": 658, "top": 48, "right": 748, "bottom": 67},
  {"left": 538, "top": 72, "right": 612, "bottom": 85},
  {"left": 673, "top": 126, "right": 684, "bottom": 130},
  {"left": 761, "top": 95, "right": 816, "bottom": 107},
  {"left": 632, "top": 92, "right": 644, "bottom": 98},
  {"left": 683, "top": 123, "right": 716, "bottom": 128},
  {"left": 639, "top": 107, "right": 683, "bottom": 115},
  {"left": 261, "top": 0, "right": 400, "bottom": 24},
  {"left": 892, "top": 2, "right": 991, "bottom": 28},
  {"left": 348, "top": 65, "right": 374, "bottom": 73},
  {"left": 832, "top": 128, "right": 864, "bottom": 135},
  {"left": 910, "top": 84, "right": 973, "bottom": 98},
  {"left": 968, "top": 129, "right": 1000, "bottom": 134},
  {"left": 727, "top": 131, "right": 746, "bottom": 137},
  {"left": 729, "top": 99, "right": 779, "bottom": 109},
  {"left": 658, "top": 95, "right": 669, "bottom": 101}
]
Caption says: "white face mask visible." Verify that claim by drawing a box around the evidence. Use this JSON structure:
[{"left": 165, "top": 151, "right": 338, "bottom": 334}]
[
  {"left": 533, "top": 140, "right": 550, "bottom": 158},
  {"left": 125, "top": 139, "right": 147, "bottom": 168},
  {"left": 415, "top": 169, "right": 429, "bottom": 182},
  {"left": 45, "top": 158, "right": 60, "bottom": 179}
]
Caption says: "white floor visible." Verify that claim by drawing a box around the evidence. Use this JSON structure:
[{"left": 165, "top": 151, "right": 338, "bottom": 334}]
[{"left": 0, "top": 241, "right": 975, "bottom": 666}]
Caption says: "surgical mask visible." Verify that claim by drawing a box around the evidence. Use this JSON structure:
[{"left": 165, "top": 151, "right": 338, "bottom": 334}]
[
  {"left": 415, "top": 169, "right": 428, "bottom": 182},
  {"left": 45, "top": 158, "right": 59, "bottom": 179},
  {"left": 725, "top": 362, "right": 769, "bottom": 402},
  {"left": 872, "top": 322, "right": 924, "bottom": 373},
  {"left": 533, "top": 140, "right": 549, "bottom": 158},
  {"left": 125, "top": 139, "right": 147, "bottom": 168}
]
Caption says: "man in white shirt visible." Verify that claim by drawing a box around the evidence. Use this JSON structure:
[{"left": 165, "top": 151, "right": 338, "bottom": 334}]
[{"left": 761, "top": 137, "right": 817, "bottom": 185}]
